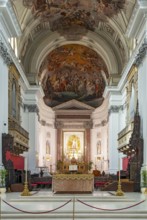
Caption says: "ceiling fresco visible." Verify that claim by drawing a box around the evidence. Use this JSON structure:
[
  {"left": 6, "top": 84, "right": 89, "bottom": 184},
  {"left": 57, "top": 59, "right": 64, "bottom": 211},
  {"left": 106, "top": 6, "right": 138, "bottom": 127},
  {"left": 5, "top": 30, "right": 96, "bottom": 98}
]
[
  {"left": 22, "top": 0, "right": 125, "bottom": 40},
  {"left": 40, "top": 44, "right": 109, "bottom": 108}
]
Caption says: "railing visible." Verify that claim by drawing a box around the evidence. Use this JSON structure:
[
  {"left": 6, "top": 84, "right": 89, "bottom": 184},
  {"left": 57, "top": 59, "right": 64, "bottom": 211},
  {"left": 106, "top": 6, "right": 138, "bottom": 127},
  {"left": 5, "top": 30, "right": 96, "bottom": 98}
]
[{"left": 118, "top": 122, "right": 134, "bottom": 140}]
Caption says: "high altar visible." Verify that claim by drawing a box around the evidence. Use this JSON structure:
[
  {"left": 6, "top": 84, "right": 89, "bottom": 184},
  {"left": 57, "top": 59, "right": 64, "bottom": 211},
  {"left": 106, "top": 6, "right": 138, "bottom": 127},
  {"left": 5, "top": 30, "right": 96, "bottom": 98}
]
[
  {"left": 52, "top": 174, "right": 94, "bottom": 193},
  {"left": 52, "top": 155, "right": 94, "bottom": 193},
  {"left": 51, "top": 106, "right": 94, "bottom": 192}
]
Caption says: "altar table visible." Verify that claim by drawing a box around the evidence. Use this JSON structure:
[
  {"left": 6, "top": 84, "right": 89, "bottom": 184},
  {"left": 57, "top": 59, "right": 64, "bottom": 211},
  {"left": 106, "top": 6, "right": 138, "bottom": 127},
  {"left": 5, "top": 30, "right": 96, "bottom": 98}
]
[{"left": 52, "top": 174, "right": 94, "bottom": 193}]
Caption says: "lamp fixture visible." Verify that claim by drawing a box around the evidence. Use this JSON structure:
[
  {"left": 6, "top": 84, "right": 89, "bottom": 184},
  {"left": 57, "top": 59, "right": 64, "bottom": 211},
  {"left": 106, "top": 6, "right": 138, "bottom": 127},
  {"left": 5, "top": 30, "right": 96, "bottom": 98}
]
[{"left": 22, "top": 0, "right": 126, "bottom": 40}]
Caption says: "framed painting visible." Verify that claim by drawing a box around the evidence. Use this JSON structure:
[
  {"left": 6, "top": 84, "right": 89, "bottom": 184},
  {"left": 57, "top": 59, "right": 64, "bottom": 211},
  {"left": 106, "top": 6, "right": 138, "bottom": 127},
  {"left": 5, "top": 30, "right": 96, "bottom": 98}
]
[{"left": 63, "top": 131, "right": 85, "bottom": 160}]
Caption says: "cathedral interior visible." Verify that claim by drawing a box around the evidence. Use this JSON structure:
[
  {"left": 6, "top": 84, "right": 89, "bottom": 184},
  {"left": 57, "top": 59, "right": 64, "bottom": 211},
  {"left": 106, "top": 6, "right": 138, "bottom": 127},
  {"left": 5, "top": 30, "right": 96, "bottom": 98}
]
[{"left": 0, "top": 1, "right": 147, "bottom": 219}]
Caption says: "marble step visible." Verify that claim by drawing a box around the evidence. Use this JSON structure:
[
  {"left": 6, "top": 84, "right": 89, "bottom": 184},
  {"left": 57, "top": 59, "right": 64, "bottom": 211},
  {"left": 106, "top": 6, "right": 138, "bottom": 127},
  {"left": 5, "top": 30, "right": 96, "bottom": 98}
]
[{"left": 1, "top": 210, "right": 147, "bottom": 219}]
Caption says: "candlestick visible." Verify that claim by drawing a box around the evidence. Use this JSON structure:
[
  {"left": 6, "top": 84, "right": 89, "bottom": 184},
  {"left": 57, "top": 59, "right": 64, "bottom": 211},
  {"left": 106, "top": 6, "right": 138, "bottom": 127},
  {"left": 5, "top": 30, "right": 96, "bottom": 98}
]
[
  {"left": 116, "top": 154, "right": 124, "bottom": 196},
  {"left": 21, "top": 156, "right": 31, "bottom": 196}
]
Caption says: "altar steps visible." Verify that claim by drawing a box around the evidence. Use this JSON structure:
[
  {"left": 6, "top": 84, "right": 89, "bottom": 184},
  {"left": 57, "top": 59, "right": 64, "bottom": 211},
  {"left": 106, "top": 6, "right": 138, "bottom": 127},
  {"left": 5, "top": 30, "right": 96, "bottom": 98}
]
[
  {"left": 1, "top": 191, "right": 146, "bottom": 220},
  {"left": 1, "top": 209, "right": 147, "bottom": 219}
]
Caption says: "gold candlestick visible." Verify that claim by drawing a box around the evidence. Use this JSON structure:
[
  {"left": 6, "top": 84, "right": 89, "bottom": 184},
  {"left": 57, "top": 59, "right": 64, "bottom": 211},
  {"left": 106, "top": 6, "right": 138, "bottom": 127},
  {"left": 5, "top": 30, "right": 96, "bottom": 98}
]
[
  {"left": 21, "top": 181, "right": 31, "bottom": 196},
  {"left": 21, "top": 157, "right": 31, "bottom": 196},
  {"left": 116, "top": 156, "right": 124, "bottom": 196},
  {"left": 144, "top": 187, "right": 147, "bottom": 194}
]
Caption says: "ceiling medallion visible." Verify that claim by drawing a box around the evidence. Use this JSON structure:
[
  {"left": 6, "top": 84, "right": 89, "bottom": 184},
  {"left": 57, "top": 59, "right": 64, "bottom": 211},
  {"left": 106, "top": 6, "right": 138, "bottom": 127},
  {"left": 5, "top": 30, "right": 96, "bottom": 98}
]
[{"left": 22, "top": 0, "right": 125, "bottom": 40}]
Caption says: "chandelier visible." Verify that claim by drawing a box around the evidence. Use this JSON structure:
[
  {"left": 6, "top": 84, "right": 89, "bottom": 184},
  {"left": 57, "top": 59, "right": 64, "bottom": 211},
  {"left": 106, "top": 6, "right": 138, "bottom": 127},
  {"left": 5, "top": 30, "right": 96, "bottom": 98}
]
[{"left": 22, "top": 0, "right": 126, "bottom": 40}]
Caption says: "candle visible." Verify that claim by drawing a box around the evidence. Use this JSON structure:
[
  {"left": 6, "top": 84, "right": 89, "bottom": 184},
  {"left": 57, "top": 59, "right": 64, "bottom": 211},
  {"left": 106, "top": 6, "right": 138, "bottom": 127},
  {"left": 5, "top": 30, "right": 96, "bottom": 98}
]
[
  {"left": 118, "top": 155, "right": 120, "bottom": 181},
  {"left": 25, "top": 157, "right": 27, "bottom": 182}
]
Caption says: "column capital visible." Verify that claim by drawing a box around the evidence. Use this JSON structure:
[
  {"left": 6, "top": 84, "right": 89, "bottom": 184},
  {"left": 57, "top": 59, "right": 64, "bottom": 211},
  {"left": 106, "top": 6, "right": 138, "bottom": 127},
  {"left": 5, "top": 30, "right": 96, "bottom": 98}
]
[
  {"left": 134, "top": 38, "right": 147, "bottom": 67},
  {"left": 0, "top": 38, "right": 12, "bottom": 66},
  {"left": 24, "top": 104, "right": 39, "bottom": 113},
  {"left": 108, "top": 105, "right": 123, "bottom": 115}
]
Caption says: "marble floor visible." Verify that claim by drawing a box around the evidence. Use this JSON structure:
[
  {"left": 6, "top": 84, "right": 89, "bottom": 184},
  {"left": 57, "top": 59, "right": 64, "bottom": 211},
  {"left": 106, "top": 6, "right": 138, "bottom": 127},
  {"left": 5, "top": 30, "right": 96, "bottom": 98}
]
[{"left": 0, "top": 189, "right": 147, "bottom": 219}]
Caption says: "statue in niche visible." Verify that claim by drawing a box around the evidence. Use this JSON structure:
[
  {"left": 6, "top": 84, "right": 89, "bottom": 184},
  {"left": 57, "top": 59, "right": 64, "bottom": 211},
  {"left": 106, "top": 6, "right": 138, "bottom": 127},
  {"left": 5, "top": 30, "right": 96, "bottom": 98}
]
[
  {"left": 46, "top": 140, "right": 50, "bottom": 154},
  {"left": 97, "top": 140, "right": 101, "bottom": 154}
]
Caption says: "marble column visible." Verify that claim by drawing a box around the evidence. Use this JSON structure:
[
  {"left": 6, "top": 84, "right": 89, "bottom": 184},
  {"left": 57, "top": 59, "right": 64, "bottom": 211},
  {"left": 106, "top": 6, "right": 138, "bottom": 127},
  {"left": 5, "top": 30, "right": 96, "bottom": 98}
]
[{"left": 23, "top": 104, "right": 39, "bottom": 172}]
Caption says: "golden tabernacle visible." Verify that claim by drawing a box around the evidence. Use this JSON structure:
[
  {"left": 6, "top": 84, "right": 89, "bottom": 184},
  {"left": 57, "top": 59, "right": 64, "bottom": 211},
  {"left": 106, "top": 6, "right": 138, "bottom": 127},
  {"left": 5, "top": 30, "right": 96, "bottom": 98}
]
[{"left": 52, "top": 174, "right": 94, "bottom": 193}]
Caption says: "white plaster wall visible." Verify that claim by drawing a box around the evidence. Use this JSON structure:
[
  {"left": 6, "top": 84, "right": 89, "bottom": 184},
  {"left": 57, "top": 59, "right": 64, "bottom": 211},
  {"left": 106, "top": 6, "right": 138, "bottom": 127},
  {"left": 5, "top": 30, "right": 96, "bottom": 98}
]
[
  {"left": 38, "top": 124, "right": 46, "bottom": 167},
  {"left": 91, "top": 128, "right": 98, "bottom": 167},
  {"left": 0, "top": 56, "right": 8, "bottom": 165},
  {"left": 91, "top": 99, "right": 108, "bottom": 173},
  {"left": 38, "top": 124, "right": 56, "bottom": 172},
  {"left": 91, "top": 125, "right": 108, "bottom": 173},
  {"left": 101, "top": 124, "right": 109, "bottom": 172},
  {"left": 39, "top": 125, "right": 57, "bottom": 172},
  {"left": 37, "top": 96, "right": 56, "bottom": 173}
]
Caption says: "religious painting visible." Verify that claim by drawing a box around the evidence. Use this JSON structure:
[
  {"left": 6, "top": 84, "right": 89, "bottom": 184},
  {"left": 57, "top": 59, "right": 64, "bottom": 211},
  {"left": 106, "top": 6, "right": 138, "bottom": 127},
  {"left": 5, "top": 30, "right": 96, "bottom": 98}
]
[
  {"left": 63, "top": 131, "right": 84, "bottom": 160},
  {"left": 40, "top": 44, "right": 108, "bottom": 108}
]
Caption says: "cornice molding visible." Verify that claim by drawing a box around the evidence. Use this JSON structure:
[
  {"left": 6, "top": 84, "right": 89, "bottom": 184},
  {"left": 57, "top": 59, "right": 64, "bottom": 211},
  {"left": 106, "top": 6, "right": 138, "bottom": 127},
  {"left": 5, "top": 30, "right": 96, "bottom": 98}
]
[
  {"left": 53, "top": 99, "right": 95, "bottom": 111},
  {"left": 94, "top": 119, "right": 107, "bottom": 128},
  {"left": 0, "top": 30, "right": 29, "bottom": 88},
  {"left": 40, "top": 120, "right": 53, "bottom": 127},
  {"left": 126, "top": 1, "right": 147, "bottom": 39},
  {"left": 55, "top": 120, "right": 93, "bottom": 129},
  {"left": 0, "top": 0, "right": 22, "bottom": 37}
]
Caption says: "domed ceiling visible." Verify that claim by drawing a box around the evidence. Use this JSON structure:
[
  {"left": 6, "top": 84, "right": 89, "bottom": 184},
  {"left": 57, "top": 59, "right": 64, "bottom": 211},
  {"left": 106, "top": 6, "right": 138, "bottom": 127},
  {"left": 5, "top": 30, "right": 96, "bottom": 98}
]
[
  {"left": 40, "top": 44, "right": 108, "bottom": 108},
  {"left": 10, "top": 0, "right": 136, "bottom": 108}
]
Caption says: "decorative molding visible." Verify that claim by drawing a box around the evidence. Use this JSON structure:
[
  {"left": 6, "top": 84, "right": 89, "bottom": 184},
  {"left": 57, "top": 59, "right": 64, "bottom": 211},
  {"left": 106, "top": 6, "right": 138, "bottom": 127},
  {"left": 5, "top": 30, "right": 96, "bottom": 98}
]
[
  {"left": 95, "top": 119, "right": 108, "bottom": 128},
  {"left": 24, "top": 104, "right": 39, "bottom": 113},
  {"left": 40, "top": 120, "right": 46, "bottom": 126},
  {"left": 55, "top": 120, "right": 92, "bottom": 129},
  {"left": 0, "top": 0, "right": 22, "bottom": 37},
  {"left": 83, "top": 121, "right": 93, "bottom": 129},
  {"left": 0, "top": 38, "right": 12, "bottom": 65},
  {"left": 46, "top": 123, "right": 53, "bottom": 128},
  {"left": 59, "top": 124, "right": 85, "bottom": 129},
  {"left": 39, "top": 120, "right": 53, "bottom": 127},
  {"left": 53, "top": 99, "right": 94, "bottom": 111},
  {"left": 55, "top": 121, "right": 64, "bottom": 129},
  {"left": 108, "top": 105, "right": 123, "bottom": 115},
  {"left": 0, "top": 29, "right": 29, "bottom": 89},
  {"left": 134, "top": 38, "right": 147, "bottom": 66}
]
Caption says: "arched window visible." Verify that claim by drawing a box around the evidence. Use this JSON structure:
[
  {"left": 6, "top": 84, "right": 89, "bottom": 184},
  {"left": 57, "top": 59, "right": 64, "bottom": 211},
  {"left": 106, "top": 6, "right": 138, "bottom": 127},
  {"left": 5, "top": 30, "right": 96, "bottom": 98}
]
[{"left": 12, "top": 80, "right": 16, "bottom": 118}]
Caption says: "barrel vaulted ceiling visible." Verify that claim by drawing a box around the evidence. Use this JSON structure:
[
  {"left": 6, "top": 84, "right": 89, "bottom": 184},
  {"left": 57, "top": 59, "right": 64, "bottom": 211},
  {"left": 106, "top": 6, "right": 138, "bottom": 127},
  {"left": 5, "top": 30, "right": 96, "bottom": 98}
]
[{"left": 10, "top": 0, "right": 136, "bottom": 108}]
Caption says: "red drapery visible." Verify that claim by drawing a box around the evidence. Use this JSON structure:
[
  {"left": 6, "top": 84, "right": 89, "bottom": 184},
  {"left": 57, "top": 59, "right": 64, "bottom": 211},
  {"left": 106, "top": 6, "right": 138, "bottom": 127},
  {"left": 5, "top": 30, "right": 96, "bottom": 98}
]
[
  {"left": 122, "top": 157, "right": 129, "bottom": 171},
  {"left": 6, "top": 151, "right": 24, "bottom": 170}
]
